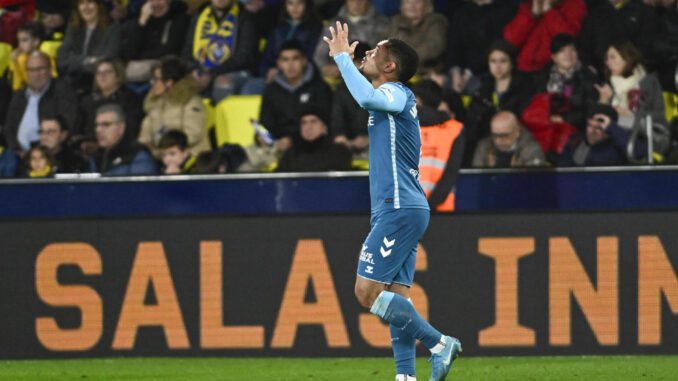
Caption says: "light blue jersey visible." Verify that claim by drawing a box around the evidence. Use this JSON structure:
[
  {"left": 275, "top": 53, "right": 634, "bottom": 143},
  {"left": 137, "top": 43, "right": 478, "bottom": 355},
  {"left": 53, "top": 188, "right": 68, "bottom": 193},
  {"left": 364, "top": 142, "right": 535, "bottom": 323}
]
[{"left": 334, "top": 52, "right": 429, "bottom": 214}]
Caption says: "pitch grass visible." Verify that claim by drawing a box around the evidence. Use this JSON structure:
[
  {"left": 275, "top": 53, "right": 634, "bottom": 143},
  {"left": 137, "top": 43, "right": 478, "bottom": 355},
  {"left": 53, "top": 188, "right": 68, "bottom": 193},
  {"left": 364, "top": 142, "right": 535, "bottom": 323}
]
[{"left": 1, "top": 355, "right": 676, "bottom": 380}]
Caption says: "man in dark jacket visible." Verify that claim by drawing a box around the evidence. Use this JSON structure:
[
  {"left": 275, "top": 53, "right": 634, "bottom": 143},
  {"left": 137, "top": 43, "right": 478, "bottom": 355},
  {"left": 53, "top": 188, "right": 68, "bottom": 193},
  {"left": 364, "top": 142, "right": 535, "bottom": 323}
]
[
  {"left": 91, "top": 103, "right": 157, "bottom": 176},
  {"left": 578, "top": 0, "right": 657, "bottom": 73},
  {"left": 3, "top": 51, "right": 80, "bottom": 154},
  {"left": 123, "top": 0, "right": 188, "bottom": 76},
  {"left": 276, "top": 109, "right": 352, "bottom": 172},
  {"left": 260, "top": 40, "right": 332, "bottom": 144},
  {"left": 38, "top": 115, "right": 89, "bottom": 173},
  {"left": 559, "top": 104, "right": 647, "bottom": 166}
]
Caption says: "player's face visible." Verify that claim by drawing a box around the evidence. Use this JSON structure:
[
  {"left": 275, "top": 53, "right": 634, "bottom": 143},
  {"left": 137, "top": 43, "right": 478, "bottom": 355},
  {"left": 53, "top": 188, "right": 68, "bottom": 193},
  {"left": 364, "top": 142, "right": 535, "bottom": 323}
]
[
  {"left": 360, "top": 41, "right": 388, "bottom": 79},
  {"left": 300, "top": 115, "right": 327, "bottom": 141},
  {"left": 552, "top": 44, "right": 578, "bottom": 73},
  {"left": 488, "top": 50, "right": 512, "bottom": 81},
  {"left": 277, "top": 49, "right": 307, "bottom": 82}
]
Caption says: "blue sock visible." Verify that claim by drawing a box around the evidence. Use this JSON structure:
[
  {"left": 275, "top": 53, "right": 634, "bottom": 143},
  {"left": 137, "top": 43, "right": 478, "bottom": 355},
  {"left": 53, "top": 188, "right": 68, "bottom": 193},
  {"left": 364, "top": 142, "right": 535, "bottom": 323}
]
[
  {"left": 391, "top": 323, "right": 416, "bottom": 375},
  {"left": 371, "top": 291, "right": 442, "bottom": 350}
]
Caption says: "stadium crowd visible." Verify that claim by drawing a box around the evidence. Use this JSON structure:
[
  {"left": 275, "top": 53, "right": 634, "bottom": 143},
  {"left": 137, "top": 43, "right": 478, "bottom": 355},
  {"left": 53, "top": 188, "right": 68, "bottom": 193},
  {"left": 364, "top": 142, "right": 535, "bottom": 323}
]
[{"left": 0, "top": 0, "right": 676, "bottom": 178}]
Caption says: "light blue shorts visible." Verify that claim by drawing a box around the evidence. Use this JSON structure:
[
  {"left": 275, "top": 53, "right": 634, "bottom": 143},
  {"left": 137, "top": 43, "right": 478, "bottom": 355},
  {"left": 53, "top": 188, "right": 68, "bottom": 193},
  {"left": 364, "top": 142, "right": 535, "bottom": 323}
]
[{"left": 357, "top": 208, "right": 429, "bottom": 287}]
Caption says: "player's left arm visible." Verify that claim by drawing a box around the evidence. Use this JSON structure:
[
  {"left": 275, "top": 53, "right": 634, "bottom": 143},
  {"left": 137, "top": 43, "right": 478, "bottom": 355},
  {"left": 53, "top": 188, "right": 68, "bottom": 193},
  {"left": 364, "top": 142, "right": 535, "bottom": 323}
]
[{"left": 334, "top": 52, "right": 406, "bottom": 113}]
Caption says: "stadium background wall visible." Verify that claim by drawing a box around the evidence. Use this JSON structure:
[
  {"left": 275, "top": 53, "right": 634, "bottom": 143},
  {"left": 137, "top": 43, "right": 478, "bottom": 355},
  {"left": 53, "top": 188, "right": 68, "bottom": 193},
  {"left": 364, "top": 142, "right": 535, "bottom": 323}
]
[{"left": 1, "top": 212, "right": 677, "bottom": 359}]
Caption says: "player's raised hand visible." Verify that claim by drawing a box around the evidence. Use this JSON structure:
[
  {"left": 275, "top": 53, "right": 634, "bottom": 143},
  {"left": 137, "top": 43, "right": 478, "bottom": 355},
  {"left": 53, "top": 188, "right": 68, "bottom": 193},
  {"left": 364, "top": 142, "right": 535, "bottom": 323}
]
[{"left": 323, "top": 21, "right": 359, "bottom": 59}]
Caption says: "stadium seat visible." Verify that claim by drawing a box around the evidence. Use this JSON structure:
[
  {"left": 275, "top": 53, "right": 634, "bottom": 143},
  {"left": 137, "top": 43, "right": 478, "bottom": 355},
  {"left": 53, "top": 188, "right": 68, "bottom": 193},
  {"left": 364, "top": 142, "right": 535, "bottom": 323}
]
[
  {"left": 214, "top": 95, "right": 261, "bottom": 148},
  {"left": 40, "top": 40, "right": 62, "bottom": 62},
  {"left": 663, "top": 92, "right": 678, "bottom": 123},
  {"left": 0, "top": 42, "right": 12, "bottom": 76}
]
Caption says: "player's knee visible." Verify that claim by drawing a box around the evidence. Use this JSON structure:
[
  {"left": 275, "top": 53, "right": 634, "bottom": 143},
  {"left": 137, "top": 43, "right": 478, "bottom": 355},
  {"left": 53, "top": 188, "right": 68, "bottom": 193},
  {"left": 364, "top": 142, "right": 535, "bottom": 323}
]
[{"left": 354, "top": 282, "right": 377, "bottom": 308}]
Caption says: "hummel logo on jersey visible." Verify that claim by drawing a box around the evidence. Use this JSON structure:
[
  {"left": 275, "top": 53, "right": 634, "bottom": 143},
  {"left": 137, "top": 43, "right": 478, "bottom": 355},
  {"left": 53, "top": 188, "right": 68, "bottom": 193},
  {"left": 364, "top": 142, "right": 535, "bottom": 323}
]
[
  {"left": 380, "top": 237, "right": 395, "bottom": 257},
  {"left": 380, "top": 86, "right": 394, "bottom": 102},
  {"left": 365, "top": 266, "right": 374, "bottom": 274},
  {"left": 410, "top": 104, "right": 418, "bottom": 118}
]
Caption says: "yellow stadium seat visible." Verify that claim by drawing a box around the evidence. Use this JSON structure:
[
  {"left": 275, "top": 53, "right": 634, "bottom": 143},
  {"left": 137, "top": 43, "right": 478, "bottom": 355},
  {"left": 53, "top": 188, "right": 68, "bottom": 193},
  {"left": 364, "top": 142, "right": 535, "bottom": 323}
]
[
  {"left": 663, "top": 92, "right": 678, "bottom": 123},
  {"left": 40, "top": 40, "right": 62, "bottom": 62},
  {"left": 214, "top": 95, "right": 262, "bottom": 147},
  {"left": 0, "top": 42, "right": 12, "bottom": 77}
]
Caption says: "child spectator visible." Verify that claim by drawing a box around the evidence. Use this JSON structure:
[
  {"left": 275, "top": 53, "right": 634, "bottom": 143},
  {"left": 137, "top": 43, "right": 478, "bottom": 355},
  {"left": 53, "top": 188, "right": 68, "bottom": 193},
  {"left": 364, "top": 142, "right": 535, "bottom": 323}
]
[
  {"left": 23, "top": 145, "right": 55, "bottom": 178},
  {"left": 9, "top": 22, "right": 58, "bottom": 91},
  {"left": 158, "top": 129, "right": 196, "bottom": 174}
]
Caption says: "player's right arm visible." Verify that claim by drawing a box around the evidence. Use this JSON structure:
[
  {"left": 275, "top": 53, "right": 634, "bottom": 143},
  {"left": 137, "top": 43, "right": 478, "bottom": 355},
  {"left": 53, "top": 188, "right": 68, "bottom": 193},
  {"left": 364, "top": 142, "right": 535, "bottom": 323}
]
[{"left": 333, "top": 52, "right": 406, "bottom": 114}]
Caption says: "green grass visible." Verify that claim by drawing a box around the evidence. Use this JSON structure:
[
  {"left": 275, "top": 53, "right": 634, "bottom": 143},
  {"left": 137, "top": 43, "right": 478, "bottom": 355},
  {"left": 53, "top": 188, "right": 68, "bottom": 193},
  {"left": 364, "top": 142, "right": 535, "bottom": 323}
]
[{"left": 1, "top": 355, "right": 676, "bottom": 380}]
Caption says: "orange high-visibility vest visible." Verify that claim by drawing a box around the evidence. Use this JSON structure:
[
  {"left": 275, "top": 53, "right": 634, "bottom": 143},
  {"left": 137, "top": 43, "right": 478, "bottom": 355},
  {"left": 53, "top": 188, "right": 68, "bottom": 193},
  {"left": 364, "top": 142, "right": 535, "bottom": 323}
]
[{"left": 419, "top": 119, "right": 463, "bottom": 211}]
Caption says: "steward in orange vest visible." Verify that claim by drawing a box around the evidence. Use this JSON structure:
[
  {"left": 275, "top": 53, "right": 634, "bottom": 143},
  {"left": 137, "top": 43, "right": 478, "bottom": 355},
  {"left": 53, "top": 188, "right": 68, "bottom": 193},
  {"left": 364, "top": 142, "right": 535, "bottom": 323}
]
[{"left": 419, "top": 105, "right": 465, "bottom": 212}]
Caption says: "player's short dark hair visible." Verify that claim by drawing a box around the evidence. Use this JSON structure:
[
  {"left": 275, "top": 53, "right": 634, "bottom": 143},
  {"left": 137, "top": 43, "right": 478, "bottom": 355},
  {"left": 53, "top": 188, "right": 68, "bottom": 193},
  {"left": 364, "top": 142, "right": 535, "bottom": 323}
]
[
  {"left": 412, "top": 79, "right": 443, "bottom": 109},
  {"left": 18, "top": 21, "right": 45, "bottom": 41},
  {"left": 39, "top": 113, "right": 69, "bottom": 132},
  {"left": 278, "top": 39, "right": 306, "bottom": 59},
  {"left": 156, "top": 55, "right": 187, "bottom": 82},
  {"left": 158, "top": 129, "right": 189, "bottom": 150},
  {"left": 385, "top": 38, "right": 419, "bottom": 83}
]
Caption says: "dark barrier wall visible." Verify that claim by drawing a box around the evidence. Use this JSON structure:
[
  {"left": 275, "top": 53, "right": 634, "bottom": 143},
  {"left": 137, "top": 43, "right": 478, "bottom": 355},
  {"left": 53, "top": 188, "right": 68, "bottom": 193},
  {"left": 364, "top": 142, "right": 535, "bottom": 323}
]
[
  {"left": 2, "top": 166, "right": 678, "bottom": 219},
  {"left": 1, "top": 212, "right": 677, "bottom": 359}
]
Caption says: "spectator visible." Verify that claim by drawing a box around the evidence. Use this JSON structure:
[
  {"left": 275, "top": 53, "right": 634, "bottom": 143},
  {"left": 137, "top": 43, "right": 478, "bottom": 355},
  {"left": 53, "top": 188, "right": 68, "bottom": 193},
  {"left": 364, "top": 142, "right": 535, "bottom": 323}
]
[
  {"left": 56, "top": 0, "right": 123, "bottom": 96},
  {"left": 38, "top": 115, "right": 90, "bottom": 173},
  {"left": 313, "top": 0, "right": 388, "bottom": 80},
  {"left": 0, "top": 145, "right": 19, "bottom": 178},
  {"left": 195, "top": 140, "right": 283, "bottom": 173},
  {"left": 381, "top": 0, "right": 447, "bottom": 75},
  {"left": 446, "top": 0, "right": 518, "bottom": 94},
  {"left": 158, "top": 129, "right": 196, "bottom": 174},
  {"left": 595, "top": 41, "right": 669, "bottom": 154},
  {"left": 503, "top": 0, "right": 587, "bottom": 72},
  {"left": 578, "top": 0, "right": 657, "bottom": 73},
  {"left": 414, "top": 76, "right": 466, "bottom": 122},
  {"left": 260, "top": 40, "right": 332, "bottom": 144},
  {"left": 139, "top": 56, "right": 209, "bottom": 159},
  {"left": 276, "top": 109, "right": 352, "bottom": 172},
  {"left": 122, "top": 0, "right": 189, "bottom": 82},
  {"left": 183, "top": 0, "right": 259, "bottom": 102},
  {"left": 559, "top": 104, "right": 647, "bottom": 165},
  {"left": 9, "top": 22, "right": 58, "bottom": 91},
  {"left": 259, "top": 0, "right": 323, "bottom": 81},
  {"left": 91, "top": 103, "right": 157, "bottom": 175},
  {"left": 413, "top": 80, "right": 465, "bottom": 212},
  {"left": 0, "top": 0, "right": 35, "bottom": 47},
  {"left": 463, "top": 40, "right": 533, "bottom": 166},
  {"left": 36, "top": 0, "right": 71, "bottom": 42},
  {"left": 521, "top": 33, "right": 598, "bottom": 159},
  {"left": 649, "top": 0, "right": 678, "bottom": 93},
  {"left": 80, "top": 58, "right": 144, "bottom": 155},
  {"left": 472, "top": 111, "right": 546, "bottom": 167},
  {"left": 331, "top": 41, "right": 370, "bottom": 160},
  {"left": 104, "top": 0, "right": 131, "bottom": 22},
  {"left": 22, "top": 145, "right": 55, "bottom": 178},
  {"left": 4, "top": 52, "right": 80, "bottom": 155}
]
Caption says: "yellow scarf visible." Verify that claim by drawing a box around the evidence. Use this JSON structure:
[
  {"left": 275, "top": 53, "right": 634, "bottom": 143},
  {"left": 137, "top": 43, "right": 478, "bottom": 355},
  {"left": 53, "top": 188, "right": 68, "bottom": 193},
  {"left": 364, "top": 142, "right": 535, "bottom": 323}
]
[
  {"left": 192, "top": 5, "right": 239, "bottom": 68},
  {"left": 29, "top": 165, "right": 52, "bottom": 178}
]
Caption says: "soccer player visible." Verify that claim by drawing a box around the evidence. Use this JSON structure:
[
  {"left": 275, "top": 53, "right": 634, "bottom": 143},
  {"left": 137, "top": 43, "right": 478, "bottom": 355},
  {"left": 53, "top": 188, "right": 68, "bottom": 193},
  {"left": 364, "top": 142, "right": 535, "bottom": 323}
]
[{"left": 323, "top": 22, "right": 462, "bottom": 381}]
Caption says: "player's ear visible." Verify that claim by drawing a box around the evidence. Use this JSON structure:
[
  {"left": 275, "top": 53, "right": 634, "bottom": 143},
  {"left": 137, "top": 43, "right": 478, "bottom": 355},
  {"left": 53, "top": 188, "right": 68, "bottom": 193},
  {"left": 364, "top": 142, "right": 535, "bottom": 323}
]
[{"left": 383, "top": 61, "right": 397, "bottom": 75}]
